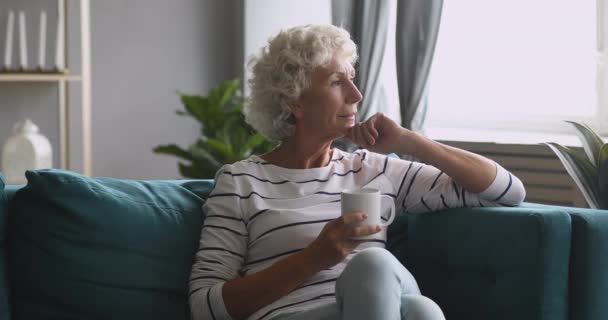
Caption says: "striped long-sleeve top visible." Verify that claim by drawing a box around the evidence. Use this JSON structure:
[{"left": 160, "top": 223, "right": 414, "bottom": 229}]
[{"left": 189, "top": 148, "right": 525, "bottom": 320}]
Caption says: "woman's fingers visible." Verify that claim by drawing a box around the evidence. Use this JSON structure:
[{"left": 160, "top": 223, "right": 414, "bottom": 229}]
[
  {"left": 351, "top": 123, "right": 373, "bottom": 147},
  {"left": 348, "top": 224, "right": 382, "bottom": 238},
  {"left": 361, "top": 125, "right": 376, "bottom": 146},
  {"left": 341, "top": 212, "right": 367, "bottom": 225},
  {"left": 366, "top": 117, "right": 379, "bottom": 139},
  {"left": 340, "top": 212, "right": 381, "bottom": 238},
  {"left": 347, "top": 117, "right": 380, "bottom": 147}
]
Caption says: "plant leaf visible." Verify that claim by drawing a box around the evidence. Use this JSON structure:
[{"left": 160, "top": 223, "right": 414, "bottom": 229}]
[
  {"left": 218, "top": 79, "right": 241, "bottom": 109},
  {"left": 156, "top": 79, "right": 275, "bottom": 179},
  {"left": 545, "top": 142, "right": 601, "bottom": 209},
  {"left": 152, "top": 144, "right": 194, "bottom": 161},
  {"left": 189, "top": 144, "right": 223, "bottom": 169},
  {"left": 178, "top": 162, "right": 215, "bottom": 179},
  {"left": 203, "top": 138, "right": 234, "bottom": 160},
  {"left": 566, "top": 121, "right": 604, "bottom": 167},
  {"left": 239, "top": 133, "right": 267, "bottom": 158}
]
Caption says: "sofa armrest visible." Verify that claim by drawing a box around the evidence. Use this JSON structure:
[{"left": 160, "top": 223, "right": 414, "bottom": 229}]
[
  {"left": 522, "top": 202, "right": 608, "bottom": 320},
  {"left": 568, "top": 211, "right": 608, "bottom": 320},
  {"left": 388, "top": 207, "right": 571, "bottom": 320}
]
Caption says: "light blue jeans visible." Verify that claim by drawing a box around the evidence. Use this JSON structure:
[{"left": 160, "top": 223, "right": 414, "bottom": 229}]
[{"left": 273, "top": 247, "right": 445, "bottom": 320}]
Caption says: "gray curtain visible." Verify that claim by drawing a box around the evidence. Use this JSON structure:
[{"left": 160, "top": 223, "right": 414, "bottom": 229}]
[
  {"left": 396, "top": 0, "right": 443, "bottom": 131},
  {"left": 332, "top": 0, "right": 390, "bottom": 122}
]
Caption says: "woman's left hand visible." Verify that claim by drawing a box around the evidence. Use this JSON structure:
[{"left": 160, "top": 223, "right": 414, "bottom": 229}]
[{"left": 344, "top": 112, "right": 409, "bottom": 155}]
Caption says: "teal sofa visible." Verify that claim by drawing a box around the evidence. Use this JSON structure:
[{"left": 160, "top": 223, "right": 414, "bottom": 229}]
[{"left": 0, "top": 169, "right": 604, "bottom": 320}]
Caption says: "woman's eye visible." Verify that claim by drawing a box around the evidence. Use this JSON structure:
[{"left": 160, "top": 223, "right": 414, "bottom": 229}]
[{"left": 332, "top": 80, "right": 343, "bottom": 86}]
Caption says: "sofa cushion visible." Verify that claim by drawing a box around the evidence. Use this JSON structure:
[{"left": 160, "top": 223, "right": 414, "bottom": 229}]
[
  {"left": 400, "top": 207, "right": 571, "bottom": 320},
  {"left": 0, "top": 173, "right": 10, "bottom": 320},
  {"left": 7, "top": 169, "right": 214, "bottom": 320}
]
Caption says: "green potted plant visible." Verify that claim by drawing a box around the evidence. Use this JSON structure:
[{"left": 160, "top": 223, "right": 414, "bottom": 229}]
[
  {"left": 153, "top": 79, "right": 276, "bottom": 179},
  {"left": 544, "top": 121, "right": 608, "bottom": 209}
]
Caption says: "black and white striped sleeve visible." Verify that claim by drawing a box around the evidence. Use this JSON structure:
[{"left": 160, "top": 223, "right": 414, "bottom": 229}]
[
  {"left": 387, "top": 157, "right": 526, "bottom": 214},
  {"left": 189, "top": 165, "right": 246, "bottom": 320}
]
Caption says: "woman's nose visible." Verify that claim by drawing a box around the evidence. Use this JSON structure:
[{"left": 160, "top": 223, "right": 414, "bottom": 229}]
[{"left": 346, "top": 81, "right": 363, "bottom": 104}]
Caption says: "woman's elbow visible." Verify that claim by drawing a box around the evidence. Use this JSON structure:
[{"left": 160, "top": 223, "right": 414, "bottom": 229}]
[{"left": 507, "top": 178, "right": 527, "bottom": 206}]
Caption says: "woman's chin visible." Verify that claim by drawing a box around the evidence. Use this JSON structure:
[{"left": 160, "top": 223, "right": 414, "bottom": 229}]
[
  {"left": 338, "top": 119, "right": 356, "bottom": 129},
  {"left": 334, "top": 127, "right": 352, "bottom": 139}
]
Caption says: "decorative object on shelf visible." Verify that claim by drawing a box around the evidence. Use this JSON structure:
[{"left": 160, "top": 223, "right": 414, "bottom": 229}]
[
  {"left": 153, "top": 79, "right": 276, "bottom": 179},
  {"left": 55, "top": 0, "right": 65, "bottom": 71},
  {"left": 18, "top": 10, "right": 27, "bottom": 70},
  {"left": 1, "top": 4, "right": 65, "bottom": 74},
  {"left": 1, "top": 118, "right": 53, "bottom": 184},
  {"left": 544, "top": 121, "right": 608, "bottom": 209},
  {"left": 38, "top": 10, "right": 47, "bottom": 70},
  {"left": 3, "top": 10, "right": 15, "bottom": 70}
]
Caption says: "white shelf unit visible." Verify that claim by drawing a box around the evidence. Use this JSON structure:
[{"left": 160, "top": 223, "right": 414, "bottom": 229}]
[{"left": 0, "top": 0, "right": 92, "bottom": 176}]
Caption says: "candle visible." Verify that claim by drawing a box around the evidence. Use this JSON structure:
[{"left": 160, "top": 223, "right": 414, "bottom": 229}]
[
  {"left": 3, "top": 10, "right": 14, "bottom": 69},
  {"left": 55, "top": 0, "right": 65, "bottom": 71},
  {"left": 39, "top": 11, "right": 47, "bottom": 69},
  {"left": 18, "top": 11, "right": 27, "bottom": 70}
]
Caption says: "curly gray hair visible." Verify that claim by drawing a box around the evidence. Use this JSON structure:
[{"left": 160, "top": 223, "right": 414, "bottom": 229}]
[{"left": 244, "top": 24, "right": 358, "bottom": 141}]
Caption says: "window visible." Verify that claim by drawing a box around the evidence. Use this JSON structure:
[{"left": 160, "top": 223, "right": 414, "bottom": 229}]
[{"left": 422, "top": 0, "right": 604, "bottom": 136}]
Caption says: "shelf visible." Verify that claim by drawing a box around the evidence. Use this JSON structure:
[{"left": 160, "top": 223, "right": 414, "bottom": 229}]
[
  {"left": 1, "top": 0, "right": 92, "bottom": 176},
  {"left": 0, "top": 73, "right": 82, "bottom": 82}
]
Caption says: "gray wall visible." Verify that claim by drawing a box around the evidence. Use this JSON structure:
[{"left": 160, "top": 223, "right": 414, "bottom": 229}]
[{"left": 1, "top": 0, "right": 243, "bottom": 179}]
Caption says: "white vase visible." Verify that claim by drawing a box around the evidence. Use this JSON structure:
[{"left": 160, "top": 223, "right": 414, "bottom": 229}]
[{"left": 1, "top": 118, "right": 53, "bottom": 184}]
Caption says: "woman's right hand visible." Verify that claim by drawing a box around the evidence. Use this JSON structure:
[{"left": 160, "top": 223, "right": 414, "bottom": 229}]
[{"left": 305, "top": 212, "right": 382, "bottom": 270}]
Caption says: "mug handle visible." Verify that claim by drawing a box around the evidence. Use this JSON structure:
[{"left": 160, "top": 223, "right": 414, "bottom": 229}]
[{"left": 380, "top": 195, "right": 396, "bottom": 227}]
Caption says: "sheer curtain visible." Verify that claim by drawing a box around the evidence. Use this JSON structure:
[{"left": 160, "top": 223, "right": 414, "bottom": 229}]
[{"left": 396, "top": 0, "right": 443, "bottom": 132}]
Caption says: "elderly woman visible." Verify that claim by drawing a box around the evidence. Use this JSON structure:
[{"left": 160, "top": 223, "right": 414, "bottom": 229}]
[{"left": 189, "top": 24, "right": 525, "bottom": 320}]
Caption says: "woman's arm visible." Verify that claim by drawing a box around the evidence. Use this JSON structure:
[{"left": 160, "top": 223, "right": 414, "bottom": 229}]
[
  {"left": 346, "top": 113, "right": 496, "bottom": 193},
  {"left": 222, "top": 213, "right": 379, "bottom": 319},
  {"left": 221, "top": 247, "right": 319, "bottom": 319},
  {"left": 397, "top": 130, "right": 496, "bottom": 193},
  {"left": 346, "top": 113, "right": 525, "bottom": 209}
]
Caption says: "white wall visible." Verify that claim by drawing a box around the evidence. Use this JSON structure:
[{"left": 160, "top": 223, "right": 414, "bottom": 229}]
[{"left": 90, "top": 0, "right": 242, "bottom": 179}]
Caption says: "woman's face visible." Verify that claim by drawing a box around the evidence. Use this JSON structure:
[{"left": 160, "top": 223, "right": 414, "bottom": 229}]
[{"left": 292, "top": 53, "right": 363, "bottom": 140}]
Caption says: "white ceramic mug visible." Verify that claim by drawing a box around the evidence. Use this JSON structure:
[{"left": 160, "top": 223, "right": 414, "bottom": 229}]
[{"left": 341, "top": 188, "right": 396, "bottom": 240}]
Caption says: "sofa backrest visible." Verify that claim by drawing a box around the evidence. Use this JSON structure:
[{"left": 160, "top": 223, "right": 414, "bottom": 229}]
[
  {"left": 0, "top": 173, "right": 10, "bottom": 320},
  {"left": 7, "top": 169, "right": 214, "bottom": 320}
]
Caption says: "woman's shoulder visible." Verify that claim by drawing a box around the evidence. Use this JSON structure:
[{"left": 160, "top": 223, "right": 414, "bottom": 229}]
[
  {"left": 336, "top": 148, "right": 389, "bottom": 164},
  {"left": 230, "top": 155, "right": 272, "bottom": 172},
  {"left": 220, "top": 156, "right": 275, "bottom": 180}
]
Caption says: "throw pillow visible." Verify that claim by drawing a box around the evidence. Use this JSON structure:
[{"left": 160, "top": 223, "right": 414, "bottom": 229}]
[
  {"left": 8, "top": 169, "right": 214, "bottom": 320},
  {"left": 0, "top": 173, "right": 10, "bottom": 320}
]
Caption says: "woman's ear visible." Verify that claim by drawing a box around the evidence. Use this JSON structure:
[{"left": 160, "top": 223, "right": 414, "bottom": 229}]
[{"left": 288, "top": 101, "right": 304, "bottom": 119}]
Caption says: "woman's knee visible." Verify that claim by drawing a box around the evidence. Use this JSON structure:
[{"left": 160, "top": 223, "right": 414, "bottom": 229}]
[
  {"left": 347, "top": 247, "right": 397, "bottom": 272},
  {"left": 339, "top": 247, "right": 420, "bottom": 295},
  {"left": 338, "top": 248, "right": 397, "bottom": 287},
  {"left": 401, "top": 295, "right": 445, "bottom": 320}
]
